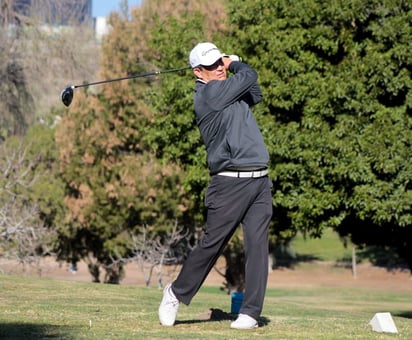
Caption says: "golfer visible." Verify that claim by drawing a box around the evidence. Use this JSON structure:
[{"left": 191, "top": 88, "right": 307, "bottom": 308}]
[{"left": 159, "top": 42, "right": 273, "bottom": 329}]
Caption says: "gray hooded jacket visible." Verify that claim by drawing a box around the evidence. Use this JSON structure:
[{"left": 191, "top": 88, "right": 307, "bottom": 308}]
[{"left": 193, "top": 61, "right": 269, "bottom": 175}]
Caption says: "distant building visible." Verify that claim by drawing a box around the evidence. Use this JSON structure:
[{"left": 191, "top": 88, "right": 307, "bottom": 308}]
[
  {"left": 95, "top": 16, "right": 108, "bottom": 40},
  {"left": 10, "top": 1, "right": 112, "bottom": 40},
  {"left": 12, "top": 0, "right": 92, "bottom": 26}
]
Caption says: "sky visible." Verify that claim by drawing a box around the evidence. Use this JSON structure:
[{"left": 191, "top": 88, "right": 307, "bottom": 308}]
[{"left": 92, "top": 0, "right": 142, "bottom": 18}]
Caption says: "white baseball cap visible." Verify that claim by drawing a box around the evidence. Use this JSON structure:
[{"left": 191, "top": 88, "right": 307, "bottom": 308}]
[{"left": 189, "top": 42, "right": 224, "bottom": 68}]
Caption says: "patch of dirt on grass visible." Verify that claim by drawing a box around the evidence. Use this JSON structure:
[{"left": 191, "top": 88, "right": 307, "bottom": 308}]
[
  {"left": 0, "top": 257, "right": 410, "bottom": 292},
  {"left": 264, "top": 261, "right": 411, "bottom": 292}
]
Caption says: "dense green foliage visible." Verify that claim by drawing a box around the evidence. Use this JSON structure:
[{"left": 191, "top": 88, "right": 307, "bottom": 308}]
[{"left": 226, "top": 0, "right": 411, "bottom": 266}]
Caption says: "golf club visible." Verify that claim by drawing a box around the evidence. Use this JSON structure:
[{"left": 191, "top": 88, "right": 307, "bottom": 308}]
[{"left": 61, "top": 66, "right": 191, "bottom": 107}]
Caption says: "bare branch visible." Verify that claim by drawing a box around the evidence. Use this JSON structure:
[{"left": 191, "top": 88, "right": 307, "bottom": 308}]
[
  {"left": 127, "top": 221, "right": 197, "bottom": 288},
  {"left": 0, "top": 140, "right": 55, "bottom": 275}
]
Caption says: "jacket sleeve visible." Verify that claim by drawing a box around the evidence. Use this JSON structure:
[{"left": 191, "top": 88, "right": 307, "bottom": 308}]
[
  {"left": 203, "top": 61, "right": 262, "bottom": 111},
  {"left": 240, "top": 82, "right": 262, "bottom": 107}
]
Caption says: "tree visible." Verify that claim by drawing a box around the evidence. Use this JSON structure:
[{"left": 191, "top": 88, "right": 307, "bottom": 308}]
[
  {"left": 227, "top": 0, "right": 412, "bottom": 269},
  {"left": 0, "top": 0, "right": 34, "bottom": 138},
  {"left": 55, "top": 0, "right": 411, "bottom": 286},
  {"left": 0, "top": 0, "right": 98, "bottom": 139},
  {"left": 54, "top": 0, "right": 227, "bottom": 282},
  {"left": 125, "top": 222, "right": 196, "bottom": 288},
  {"left": 0, "top": 125, "right": 63, "bottom": 274}
]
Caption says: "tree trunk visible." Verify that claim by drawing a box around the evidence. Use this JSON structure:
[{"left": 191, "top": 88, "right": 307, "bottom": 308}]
[{"left": 352, "top": 245, "right": 357, "bottom": 279}]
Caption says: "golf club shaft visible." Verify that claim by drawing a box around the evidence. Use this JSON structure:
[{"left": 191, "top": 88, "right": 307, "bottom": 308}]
[{"left": 72, "top": 66, "right": 191, "bottom": 89}]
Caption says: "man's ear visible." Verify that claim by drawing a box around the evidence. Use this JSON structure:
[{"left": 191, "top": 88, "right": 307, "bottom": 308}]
[{"left": 193, "top": 67, "right": 203, "bottom": 79}]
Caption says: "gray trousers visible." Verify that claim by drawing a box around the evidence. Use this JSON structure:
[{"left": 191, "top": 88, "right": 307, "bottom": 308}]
[{"left": 172, "top": 175, "right": 273, "bottom": 320}]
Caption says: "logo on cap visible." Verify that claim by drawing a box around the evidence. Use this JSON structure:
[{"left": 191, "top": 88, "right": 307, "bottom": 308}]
[{"left": 201, "top": 47, "right": 219, "bottom": 56}]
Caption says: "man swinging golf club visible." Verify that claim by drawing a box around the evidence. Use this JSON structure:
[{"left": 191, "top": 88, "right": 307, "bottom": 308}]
[{"left": 158, "top": 42, "right": 273, "bottom": 329}]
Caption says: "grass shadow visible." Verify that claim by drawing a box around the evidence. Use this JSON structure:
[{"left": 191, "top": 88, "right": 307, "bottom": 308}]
[
  {"left": 175, "top": 308, "right": 235, "bottom": 325},
  {"left": 333, "top": 254, "right": 410, "bottom": 273},
  {"left": 355, "top": 246, "right": 409, "bottom": 272},
  {"left": 0, "top": 322, "right": 75, "bottom": 339},
  {"left": 258, "top": 316, "right": 271, "bottom": 327},
  {"left": 394, "top": 311, "right": 412, "bottom": 319},
  {"left": 175, "top": 309, "right": 271, "bottom": 327},
  {"left": 273, "top": 254, "right": 321, "bottom": 269}
]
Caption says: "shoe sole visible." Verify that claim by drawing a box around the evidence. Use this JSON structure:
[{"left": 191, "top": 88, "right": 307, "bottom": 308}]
[{"left": 230, "top": 324, "right": 258, "bottom": 329}]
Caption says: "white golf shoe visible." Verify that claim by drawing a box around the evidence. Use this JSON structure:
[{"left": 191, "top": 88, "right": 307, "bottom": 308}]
[
  {"left": 158, "top": 283, "right": 179, "bottom": 326},
  {"left": 230, "top": 313, "right": 258, "bottom": 329}
]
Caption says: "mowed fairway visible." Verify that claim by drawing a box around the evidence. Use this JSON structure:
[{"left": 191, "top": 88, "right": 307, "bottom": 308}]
[{"left": 1, "top": 271, "right": 411, "bottom": 339}]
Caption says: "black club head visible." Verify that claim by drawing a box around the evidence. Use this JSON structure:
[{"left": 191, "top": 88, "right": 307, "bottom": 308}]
[{"left": 61, "top": 86, "right": 74, "bottom": 107}]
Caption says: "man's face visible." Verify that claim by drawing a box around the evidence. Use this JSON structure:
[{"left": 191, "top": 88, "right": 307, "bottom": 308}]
[{"left": 193, "top": 58, "right": 227, "bottom": 82}]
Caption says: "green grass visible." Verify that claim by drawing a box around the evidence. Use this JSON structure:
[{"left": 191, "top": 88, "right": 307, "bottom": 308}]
[
  {"left": 292, "top": 229, "right": 353, "bottom": 262},
  {"left": 1, "top": 274, "right": 411, "bottom": 339}
]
